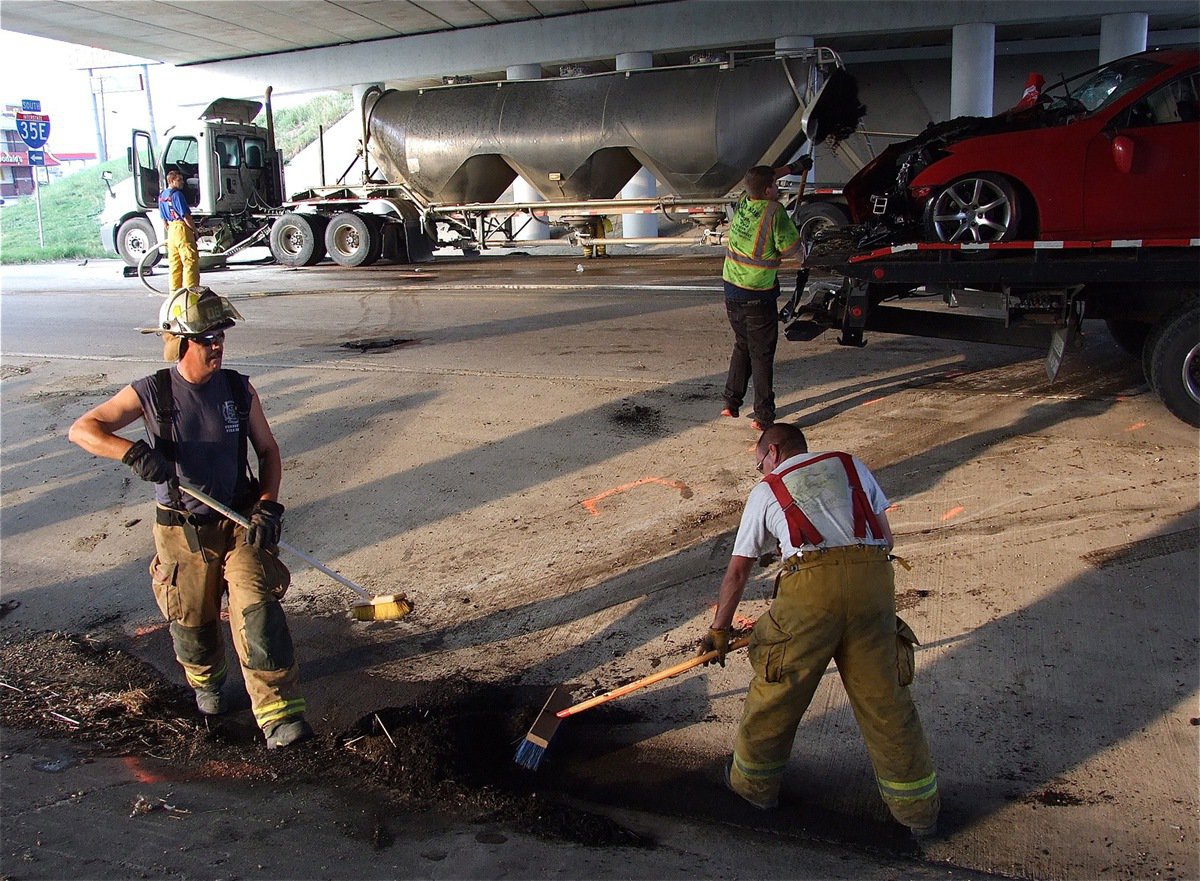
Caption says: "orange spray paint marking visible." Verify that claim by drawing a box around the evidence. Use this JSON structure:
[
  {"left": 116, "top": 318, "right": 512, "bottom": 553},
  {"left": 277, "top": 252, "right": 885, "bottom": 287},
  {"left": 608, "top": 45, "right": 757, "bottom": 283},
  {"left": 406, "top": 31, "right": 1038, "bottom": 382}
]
[
  {"left": 941, "top": 506, "right": 965, "bottom": 522},
  {"left": 581, "top": 477, "right": 692, "bottom": 516},
  {"left": 133, "top": 622, "right": 170, "bottom": 638},
  {"left": 122, "top": 756, "right": 167, "bottom": 784},
  {"left": 1126, "top": 421, "right": 1147, "bottom": 432},
  {"left": 861, "top": 397, "right": 885, "bottom": 407}
]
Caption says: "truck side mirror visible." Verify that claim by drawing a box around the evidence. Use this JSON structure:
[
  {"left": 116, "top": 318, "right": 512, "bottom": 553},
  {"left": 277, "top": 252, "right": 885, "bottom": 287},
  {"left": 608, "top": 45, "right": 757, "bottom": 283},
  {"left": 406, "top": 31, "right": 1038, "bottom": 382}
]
[
  {"left": 101, "top": 169, "right": 115, "bottom": 196},
  {"left": 1111, "top": 135, "right": 1134, "bottom": 174}
]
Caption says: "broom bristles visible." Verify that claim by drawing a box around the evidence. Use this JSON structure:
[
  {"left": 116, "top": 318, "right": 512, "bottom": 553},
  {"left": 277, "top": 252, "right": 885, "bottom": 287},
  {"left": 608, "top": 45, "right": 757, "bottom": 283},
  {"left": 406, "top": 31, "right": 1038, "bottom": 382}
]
[
  {"left": 349, "top": 595, "right": 412, "bottom": 621},
  {"left": 514, "top": 737, "right": 547, "bottom": 771}
]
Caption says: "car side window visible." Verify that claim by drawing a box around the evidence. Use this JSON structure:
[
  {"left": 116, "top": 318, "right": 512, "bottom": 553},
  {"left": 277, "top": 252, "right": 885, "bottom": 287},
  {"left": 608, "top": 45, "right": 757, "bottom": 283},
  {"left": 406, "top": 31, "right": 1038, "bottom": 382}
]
[{"left": 1123, "top": 71, "right": 1200, "bottom": 128}]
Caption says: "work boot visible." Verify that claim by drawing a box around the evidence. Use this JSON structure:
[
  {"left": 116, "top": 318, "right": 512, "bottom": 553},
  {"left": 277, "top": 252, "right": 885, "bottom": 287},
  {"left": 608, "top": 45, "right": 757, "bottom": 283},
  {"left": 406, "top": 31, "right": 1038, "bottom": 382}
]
[
  {"left": 193, "top": 684, "right": 228, "bottom": 716},
  {"left": 264, "top": 716, "right": 315, "bottom": 750},
  {"left": 909, "top": 821, "right": 939, "bottom": 841},
  {"left": 722, "top": 760, "right": 778, "bottom": 810}
]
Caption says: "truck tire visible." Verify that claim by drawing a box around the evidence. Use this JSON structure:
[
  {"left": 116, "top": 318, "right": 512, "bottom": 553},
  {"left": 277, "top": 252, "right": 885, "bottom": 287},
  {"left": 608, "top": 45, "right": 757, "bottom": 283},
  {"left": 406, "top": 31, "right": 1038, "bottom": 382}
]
[
  {"left": 1149, "top": 303, "right": 1200, "bottom": 427},
  {"left": 325, "top": 212, "right": 383, "bottom": 267},
  {"left": 117, "top": 217, "right": 160, "bottom": 267},
  {"left": 1104, "top": 319, "right": 1153, "bottom": 358},
  {"left": 270, "top": 213, "right": 327, "bottom": 267},
  {"left": 793, "top": 202, "right": 849, "bottom": 252}
]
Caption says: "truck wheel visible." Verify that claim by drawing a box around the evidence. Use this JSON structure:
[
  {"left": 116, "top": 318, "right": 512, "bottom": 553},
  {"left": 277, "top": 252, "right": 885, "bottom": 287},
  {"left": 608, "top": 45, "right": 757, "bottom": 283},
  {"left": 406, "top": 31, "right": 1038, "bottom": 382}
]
[
  {"left": 325, "top": 212, "right": 382, "bottom": 267},
  {"left": 924, "top": 173, "right": 1022, "bottom": 244},
  {"left": 793, "top": 202, "right": 849, "bottom": 253},
  {"left": 117, "top": 217, "right": 160, "bottom": 267},
  {"left": 270, "top": 213, "right": 328, "bottom": 267},
  {"left": 1104, "top": 319, "right": 1153, "bottom": 358},
  {"left": 1149, "top": 303, "right": 1200, "bottom": 427}
]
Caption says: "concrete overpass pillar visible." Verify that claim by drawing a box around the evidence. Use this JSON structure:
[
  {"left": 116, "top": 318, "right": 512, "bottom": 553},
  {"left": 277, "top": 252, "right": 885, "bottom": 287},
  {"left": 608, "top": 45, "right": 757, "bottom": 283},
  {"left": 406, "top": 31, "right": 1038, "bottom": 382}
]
[
  {"left": 506, "top": 63, "right": 549, "bottom": 241},
  {"left": 617, "top": 51, "right": 657, "bottom": 240},
  {"left": 1099, "top": 13, "right": 1148, "bottom": 64},
  {"left": 950, "top": 23, "right": 995, "bottom": 119}
]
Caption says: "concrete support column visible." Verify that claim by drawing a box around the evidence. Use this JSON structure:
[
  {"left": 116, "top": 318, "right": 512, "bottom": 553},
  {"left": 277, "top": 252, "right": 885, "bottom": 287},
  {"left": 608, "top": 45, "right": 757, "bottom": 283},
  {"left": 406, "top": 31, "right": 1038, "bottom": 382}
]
[
  {"left": 1099, "top": 13, "right": 1148, "bottom": 64},
  {"left": 617, "top": 51, "right": 657, "bottom": 240},
  {"left": 950, "top": 23, "right": 995, "bottom": 119},
  {"left": 506, "top": 63, "right": 549, "bottom": 241}
]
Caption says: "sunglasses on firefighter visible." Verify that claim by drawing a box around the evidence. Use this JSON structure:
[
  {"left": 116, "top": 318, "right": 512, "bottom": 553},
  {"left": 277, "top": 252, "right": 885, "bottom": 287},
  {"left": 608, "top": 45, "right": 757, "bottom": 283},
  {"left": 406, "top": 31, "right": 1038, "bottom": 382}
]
[{"left": 190, "top": 331, "right": 225, "bottom": 347}]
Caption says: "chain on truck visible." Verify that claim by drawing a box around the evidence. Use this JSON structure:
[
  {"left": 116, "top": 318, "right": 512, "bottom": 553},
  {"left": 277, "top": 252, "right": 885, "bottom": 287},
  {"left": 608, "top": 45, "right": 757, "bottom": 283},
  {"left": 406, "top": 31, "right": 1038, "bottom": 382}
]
[{"left": 100, "top": 47, "right": 892, "bottom": 278}]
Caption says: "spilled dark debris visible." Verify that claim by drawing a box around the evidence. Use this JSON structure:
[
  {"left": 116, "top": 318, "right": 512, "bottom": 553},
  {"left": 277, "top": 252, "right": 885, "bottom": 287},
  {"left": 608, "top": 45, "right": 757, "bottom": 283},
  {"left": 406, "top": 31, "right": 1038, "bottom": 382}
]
[{"left": 0, "top": 629, "right": 650, "bottom": 849}]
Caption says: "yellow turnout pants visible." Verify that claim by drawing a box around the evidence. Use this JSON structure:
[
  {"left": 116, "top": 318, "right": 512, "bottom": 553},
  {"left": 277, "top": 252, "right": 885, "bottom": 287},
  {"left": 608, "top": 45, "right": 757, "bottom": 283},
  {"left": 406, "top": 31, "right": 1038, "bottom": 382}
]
[
  {"left": 729, "top": 545, "right": 939, "bottom": 828},
  {"left": 150, "top": 517, "right": 305, "bottom": 731},
  {"left": 167, "top": 220, "right": 199, "bottom": 292}
]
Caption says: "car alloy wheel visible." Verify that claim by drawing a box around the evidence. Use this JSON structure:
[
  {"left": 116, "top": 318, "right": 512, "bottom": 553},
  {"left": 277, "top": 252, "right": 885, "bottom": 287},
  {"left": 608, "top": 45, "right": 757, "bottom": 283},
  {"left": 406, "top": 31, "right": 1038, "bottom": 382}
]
[{"left": 926, "top": 173, "right": 1020, "bottom": 243}]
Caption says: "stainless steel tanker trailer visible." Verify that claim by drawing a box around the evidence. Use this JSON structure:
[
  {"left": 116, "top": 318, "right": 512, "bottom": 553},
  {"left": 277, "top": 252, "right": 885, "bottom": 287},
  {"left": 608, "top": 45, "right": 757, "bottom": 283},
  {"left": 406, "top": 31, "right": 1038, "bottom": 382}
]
[
  {"left": 108, "top": 48, "right": 863, "bottom": 270},
  {"left": 272, "top": 46, "right": 863, "bottom": 266}
]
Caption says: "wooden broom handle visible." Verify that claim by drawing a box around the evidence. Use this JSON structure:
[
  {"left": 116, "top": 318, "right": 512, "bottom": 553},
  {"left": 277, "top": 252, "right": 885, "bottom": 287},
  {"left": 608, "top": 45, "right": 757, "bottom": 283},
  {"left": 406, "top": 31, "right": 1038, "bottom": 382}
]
[{"left": 556, "top": 635, "right": 751, "bottom": 719}]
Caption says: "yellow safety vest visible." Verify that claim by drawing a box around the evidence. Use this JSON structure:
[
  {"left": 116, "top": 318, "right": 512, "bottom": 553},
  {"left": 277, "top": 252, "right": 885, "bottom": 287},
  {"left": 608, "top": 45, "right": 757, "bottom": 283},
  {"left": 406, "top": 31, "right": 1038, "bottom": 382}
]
[{"left": 722, "top": 198, "right": 801, "bottom": 291}]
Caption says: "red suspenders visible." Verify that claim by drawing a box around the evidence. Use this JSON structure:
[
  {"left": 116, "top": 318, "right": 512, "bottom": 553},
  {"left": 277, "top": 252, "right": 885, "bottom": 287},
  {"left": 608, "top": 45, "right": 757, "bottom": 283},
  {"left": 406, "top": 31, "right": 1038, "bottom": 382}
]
[{"left": 762, "top": 452, "right": 885, "bottom": 548}]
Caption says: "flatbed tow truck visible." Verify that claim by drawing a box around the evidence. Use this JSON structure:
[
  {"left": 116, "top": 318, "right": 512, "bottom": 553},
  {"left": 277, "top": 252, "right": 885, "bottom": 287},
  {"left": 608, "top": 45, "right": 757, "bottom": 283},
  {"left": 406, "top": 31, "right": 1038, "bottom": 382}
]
[{"left": 788, "top": 235, "right": 1200, "bottom": 426}]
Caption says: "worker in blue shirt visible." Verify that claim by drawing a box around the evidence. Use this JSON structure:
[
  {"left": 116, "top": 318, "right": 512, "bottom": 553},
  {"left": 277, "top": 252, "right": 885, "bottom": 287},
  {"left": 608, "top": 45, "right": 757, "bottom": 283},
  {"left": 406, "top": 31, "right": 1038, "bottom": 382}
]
[{"left": 158, "top": 169, "right": 200, "bottom": 293}]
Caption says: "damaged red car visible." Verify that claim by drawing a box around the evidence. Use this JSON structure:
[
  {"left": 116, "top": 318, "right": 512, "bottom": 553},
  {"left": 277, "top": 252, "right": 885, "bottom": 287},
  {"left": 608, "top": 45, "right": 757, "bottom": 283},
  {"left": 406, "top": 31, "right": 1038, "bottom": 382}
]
[{"left": 844, "top": 48, "right": 1200, "bottom": 244}]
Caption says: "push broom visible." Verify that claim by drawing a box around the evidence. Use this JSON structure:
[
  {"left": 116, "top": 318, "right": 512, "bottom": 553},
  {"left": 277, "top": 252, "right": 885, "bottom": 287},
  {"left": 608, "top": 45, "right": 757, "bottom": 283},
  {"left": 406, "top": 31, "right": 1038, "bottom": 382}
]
[
  {"left": 180, "top": 485, "right": 412, "bottom": 622},
  {"left": 514, "top": 635, "right": 750, "bottom": 771}
]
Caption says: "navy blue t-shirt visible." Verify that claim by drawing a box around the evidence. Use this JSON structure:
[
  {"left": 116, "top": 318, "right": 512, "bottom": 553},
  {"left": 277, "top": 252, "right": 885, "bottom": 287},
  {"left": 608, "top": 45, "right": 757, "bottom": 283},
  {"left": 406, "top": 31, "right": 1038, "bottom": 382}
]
[{"left": 132, "top": 367, "right": 248, "bottom": 516}]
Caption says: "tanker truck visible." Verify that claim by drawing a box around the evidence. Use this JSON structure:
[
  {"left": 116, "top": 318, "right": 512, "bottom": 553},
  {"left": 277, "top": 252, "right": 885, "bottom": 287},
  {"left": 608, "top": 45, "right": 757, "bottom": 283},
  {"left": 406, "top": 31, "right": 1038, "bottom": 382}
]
[{"left": 103, "top": 47, "right": 864, "bottom": 271}]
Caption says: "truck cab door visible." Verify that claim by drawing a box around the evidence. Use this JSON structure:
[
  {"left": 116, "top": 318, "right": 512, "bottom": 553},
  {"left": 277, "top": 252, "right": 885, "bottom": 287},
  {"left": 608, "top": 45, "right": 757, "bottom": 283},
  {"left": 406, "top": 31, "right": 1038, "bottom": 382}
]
[
  {"left": 162, "top": 135, "right": 202, "bottom": 210},
  {"left": 239, "top": 135, "right": 281, "bottom": 209},
  {"left": 130, "top": 130, "right": 158, "bottom": 210}
]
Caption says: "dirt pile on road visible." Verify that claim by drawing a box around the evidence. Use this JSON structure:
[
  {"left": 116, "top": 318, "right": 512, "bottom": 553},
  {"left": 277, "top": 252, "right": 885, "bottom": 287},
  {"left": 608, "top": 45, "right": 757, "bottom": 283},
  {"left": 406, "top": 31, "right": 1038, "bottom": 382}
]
[{"left": 0, "top": 629, "right": 649, "bottom": 847}]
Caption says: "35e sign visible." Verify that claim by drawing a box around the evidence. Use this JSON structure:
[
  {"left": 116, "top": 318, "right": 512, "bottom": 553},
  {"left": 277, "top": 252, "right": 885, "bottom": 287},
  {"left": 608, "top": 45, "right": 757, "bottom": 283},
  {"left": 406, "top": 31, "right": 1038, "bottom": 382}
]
[{"left": 16, "top": 112, "right": 51, "bottom": 150}]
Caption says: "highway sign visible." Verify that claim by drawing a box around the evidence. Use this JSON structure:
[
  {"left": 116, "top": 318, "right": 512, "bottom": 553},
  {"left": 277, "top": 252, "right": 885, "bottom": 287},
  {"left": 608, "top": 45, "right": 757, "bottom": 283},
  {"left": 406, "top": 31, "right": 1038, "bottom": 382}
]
[
  {"left": 15, "top": 113, "right": 51, "bottom": 150},
  {"left": 27, "top": 150, "right": 45, "bottom": 166},
  {"left": 21, "top": 99, "right": 41, "bottom": 112}
]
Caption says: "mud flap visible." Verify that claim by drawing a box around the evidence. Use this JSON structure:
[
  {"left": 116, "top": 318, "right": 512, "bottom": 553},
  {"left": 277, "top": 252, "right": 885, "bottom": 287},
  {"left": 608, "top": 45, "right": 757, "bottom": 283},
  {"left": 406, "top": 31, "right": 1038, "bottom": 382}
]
[{"left": 1045, "top": 297, "right": 1085, "bottom": 382}]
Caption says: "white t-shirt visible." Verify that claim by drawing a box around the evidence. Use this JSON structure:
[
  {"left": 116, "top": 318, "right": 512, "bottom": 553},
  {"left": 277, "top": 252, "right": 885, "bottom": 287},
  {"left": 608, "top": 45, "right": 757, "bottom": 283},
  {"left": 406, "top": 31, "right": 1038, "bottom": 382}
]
[{"left": 731, "top": 451, "right": 891, "bottom": 559}]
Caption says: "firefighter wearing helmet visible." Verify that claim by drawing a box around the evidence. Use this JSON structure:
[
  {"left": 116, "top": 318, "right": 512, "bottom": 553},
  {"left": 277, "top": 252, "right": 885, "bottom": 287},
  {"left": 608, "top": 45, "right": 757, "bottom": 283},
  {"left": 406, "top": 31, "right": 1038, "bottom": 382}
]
[{"left": 69, "top": 287, "right": 313, "bottom": 749}]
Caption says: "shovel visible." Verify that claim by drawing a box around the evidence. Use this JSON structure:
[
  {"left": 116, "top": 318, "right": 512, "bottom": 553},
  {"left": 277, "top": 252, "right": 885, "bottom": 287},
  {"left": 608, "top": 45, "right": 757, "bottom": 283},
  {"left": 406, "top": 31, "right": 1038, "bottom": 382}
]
[{"left": 179, "top": 485, "right": 411, "bottom": 622}]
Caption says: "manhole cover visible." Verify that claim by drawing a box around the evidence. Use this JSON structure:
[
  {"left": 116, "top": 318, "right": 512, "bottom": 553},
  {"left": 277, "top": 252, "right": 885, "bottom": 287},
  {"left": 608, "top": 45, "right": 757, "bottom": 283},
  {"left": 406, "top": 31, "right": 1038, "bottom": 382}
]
[{"left": 340, "top": 338, "right": 416, "bottom": 353}]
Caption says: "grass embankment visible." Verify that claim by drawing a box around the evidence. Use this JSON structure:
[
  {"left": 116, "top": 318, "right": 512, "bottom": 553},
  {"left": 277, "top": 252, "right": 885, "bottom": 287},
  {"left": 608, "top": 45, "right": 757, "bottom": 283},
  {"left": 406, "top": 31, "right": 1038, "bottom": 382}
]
[
  {"left": 1, "top": 158, "right": 129, "bottom": 264},
  {"left": 0, "top": 92, "right": 352, "bottom": 265}
]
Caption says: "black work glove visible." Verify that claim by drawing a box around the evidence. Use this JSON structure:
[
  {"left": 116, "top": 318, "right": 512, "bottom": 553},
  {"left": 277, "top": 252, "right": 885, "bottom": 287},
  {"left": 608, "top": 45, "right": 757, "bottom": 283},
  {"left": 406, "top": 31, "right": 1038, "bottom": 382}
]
[
  {"left": 699, "top": 627, "right": 731, "bottom": 667},
  {"left": 246, "top": 500, "right": 285, "bottom": 552},
  {"left": 793, "top": 154, "right": 814, "bottom": 174},
  {"left": 122, "top": 439, "right": 173, "bottom": 483}
]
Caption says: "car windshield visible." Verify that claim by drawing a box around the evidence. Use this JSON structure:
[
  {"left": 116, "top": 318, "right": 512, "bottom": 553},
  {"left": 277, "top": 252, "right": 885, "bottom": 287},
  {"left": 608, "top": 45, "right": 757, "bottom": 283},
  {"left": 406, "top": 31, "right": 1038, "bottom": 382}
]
[{"left": 1044, "top": 57, "right": 1168, "bottom": 114}]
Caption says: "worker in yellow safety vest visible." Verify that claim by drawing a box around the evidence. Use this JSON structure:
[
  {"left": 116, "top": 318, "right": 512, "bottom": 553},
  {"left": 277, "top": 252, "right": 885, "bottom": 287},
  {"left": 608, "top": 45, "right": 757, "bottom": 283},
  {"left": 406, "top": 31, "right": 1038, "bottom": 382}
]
[{"left": 719, "top": 158, "right": 810, "bottom": 431}]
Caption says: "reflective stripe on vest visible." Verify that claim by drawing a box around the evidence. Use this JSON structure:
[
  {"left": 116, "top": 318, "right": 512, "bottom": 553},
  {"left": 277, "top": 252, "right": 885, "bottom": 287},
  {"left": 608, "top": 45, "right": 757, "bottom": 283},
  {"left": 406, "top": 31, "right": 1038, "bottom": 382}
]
[
  {"left": 762, "top": 452, "right": 885, "bottom": 548},
  {"left": 724, "top": 200, "right": 782, "bottom": 269}
]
